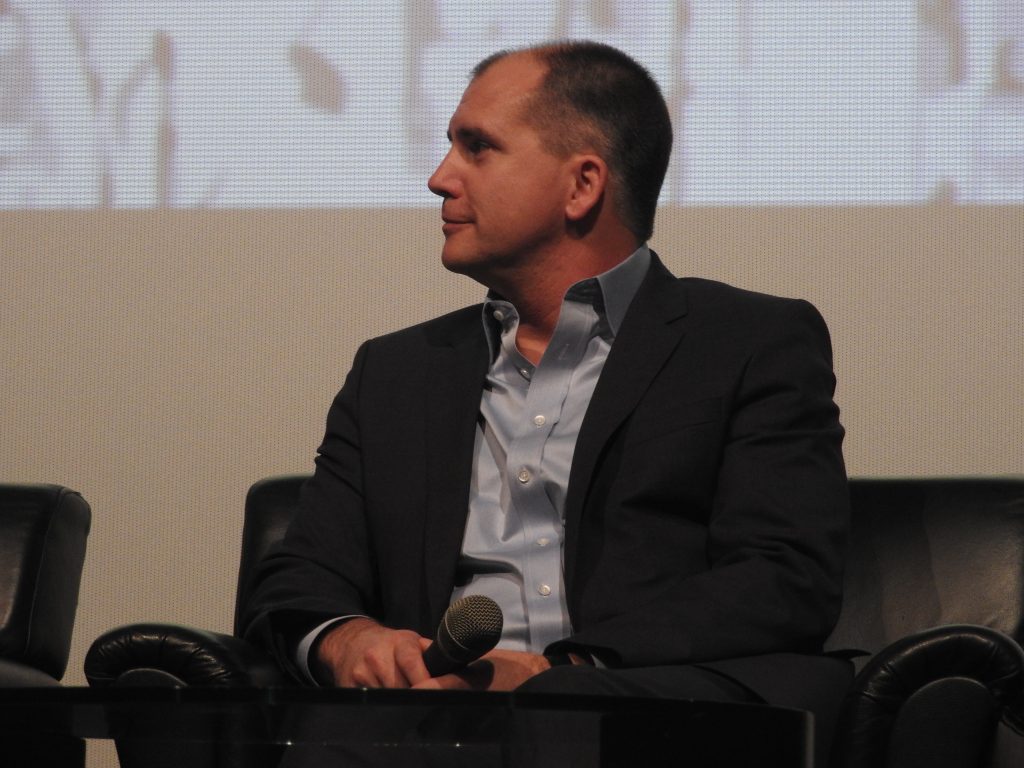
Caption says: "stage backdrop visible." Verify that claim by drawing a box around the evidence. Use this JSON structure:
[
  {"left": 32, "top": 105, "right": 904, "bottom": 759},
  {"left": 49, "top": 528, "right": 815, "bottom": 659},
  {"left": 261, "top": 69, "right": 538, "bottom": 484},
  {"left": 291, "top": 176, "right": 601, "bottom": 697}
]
[{"left": 1, "top": 3, "right": 1021, "bottom": 765}]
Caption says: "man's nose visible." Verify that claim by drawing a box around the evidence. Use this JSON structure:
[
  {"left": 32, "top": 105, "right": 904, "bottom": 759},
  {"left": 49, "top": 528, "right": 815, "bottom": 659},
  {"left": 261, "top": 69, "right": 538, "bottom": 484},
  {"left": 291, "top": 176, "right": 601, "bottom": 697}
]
[{"left": 427, "top": 150, "right": 457, "bottom": 198}]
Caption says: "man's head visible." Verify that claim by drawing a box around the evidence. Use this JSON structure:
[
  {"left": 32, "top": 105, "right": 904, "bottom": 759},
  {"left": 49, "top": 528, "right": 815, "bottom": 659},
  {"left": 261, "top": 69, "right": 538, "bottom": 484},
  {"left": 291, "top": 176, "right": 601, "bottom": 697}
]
[
  {"left": 427, "top": 42, "right": 671, "bottom": 291},
  {"left": 474, "top": 41, "right": 673, "bottom": 243}
]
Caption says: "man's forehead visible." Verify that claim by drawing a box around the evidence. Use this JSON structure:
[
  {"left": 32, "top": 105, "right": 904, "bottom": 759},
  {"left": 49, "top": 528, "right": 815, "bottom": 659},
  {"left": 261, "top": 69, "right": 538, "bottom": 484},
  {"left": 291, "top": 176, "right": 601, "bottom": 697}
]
[
  {"left": 463, "top": 52, "right": 545, "bottom": 104},
  {"left": 449, "top": 54, "right": 544, "bottom": 127}
]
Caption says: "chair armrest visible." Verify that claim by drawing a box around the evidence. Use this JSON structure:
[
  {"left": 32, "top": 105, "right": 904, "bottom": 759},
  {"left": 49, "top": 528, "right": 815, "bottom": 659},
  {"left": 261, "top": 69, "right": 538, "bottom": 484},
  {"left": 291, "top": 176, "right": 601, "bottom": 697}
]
[
  {"left": 831, "top": 624, "right": 1024, "bottom": 768},
  {"left": 84, "top": 623, "right": 286, "bottom": 688}
]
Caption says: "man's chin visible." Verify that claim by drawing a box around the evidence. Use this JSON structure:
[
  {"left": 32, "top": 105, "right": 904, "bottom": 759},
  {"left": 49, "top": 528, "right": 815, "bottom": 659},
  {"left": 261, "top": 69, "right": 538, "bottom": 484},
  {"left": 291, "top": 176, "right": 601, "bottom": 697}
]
[
  {"left": 440, "top": 247, "right": 479, "bottom": 276},
  {"left": 442, "top": 251, "right": 500, "bottom": 292}
]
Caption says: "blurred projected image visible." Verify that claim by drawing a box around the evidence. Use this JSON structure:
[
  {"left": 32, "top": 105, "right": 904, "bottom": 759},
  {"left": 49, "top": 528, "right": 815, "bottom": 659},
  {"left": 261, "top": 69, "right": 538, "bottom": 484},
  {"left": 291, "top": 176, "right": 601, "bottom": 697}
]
[
  {"left": 917, "top": 0, "right": 1024, "bottom": 201},
  {"left": 0, "top": 0, "right": 1020, "bottom": 208}
]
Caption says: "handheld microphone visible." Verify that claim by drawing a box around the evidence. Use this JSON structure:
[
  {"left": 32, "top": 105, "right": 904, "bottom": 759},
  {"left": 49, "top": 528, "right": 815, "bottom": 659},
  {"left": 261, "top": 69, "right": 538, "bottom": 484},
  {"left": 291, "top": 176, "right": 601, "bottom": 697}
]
[{"left": 422, "top": 595, "right": 503, "bottom": 677}]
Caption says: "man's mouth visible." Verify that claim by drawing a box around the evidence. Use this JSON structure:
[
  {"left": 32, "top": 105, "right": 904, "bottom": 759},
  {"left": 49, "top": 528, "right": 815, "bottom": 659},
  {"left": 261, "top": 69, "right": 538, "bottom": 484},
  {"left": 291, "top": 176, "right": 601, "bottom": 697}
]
[{"left": 441, "top": 216, "right": 471, "bottom": 234}]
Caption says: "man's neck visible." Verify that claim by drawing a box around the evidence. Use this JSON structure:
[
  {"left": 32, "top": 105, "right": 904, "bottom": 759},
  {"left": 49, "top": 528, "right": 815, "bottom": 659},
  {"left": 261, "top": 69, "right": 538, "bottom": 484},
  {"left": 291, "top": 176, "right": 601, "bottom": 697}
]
[{"left": 500, "top": 241, "right": 641, "bottom": 365}]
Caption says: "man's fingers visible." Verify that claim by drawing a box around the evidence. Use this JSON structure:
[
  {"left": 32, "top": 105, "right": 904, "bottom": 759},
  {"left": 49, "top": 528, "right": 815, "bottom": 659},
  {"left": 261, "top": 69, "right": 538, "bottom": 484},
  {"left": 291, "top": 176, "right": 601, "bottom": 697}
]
[
  {"left": 395, "top": 637, "right": 431, "bottom": 686},
  {"left": 348, "top": 664, "right": 381, "bottom": 688},
  {"left": 361, "top": 643, "right": 406, "bottom": 688},
  {"left": 351, "top": 629, "right": 430, "bottom": 688},
  {"left": 317, "top": 621, "right": 434, "bottom": 688},
  {"left": 412, "top": 662, "right": 492, "bottom": 691}
]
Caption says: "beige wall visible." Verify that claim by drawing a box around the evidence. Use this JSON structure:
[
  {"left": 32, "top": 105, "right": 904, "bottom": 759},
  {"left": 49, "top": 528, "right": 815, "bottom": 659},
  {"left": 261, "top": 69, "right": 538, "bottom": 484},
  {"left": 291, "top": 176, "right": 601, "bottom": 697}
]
[{"left": 2, "top": 205, "right": 1022, "bottom": 764}]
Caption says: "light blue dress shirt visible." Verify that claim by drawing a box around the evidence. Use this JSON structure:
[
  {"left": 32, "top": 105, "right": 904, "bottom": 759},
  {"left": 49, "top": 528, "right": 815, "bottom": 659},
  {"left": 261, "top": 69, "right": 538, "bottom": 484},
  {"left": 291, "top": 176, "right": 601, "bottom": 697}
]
[{"left": 451, "top": 245, "right": 651, "bottom": 653}]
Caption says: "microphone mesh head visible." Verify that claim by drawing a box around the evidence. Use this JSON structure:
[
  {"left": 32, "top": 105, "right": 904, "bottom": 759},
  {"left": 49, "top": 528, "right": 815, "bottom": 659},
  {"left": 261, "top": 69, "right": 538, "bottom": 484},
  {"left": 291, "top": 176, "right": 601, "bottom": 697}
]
[{"left": 442, "top": 595, "right": 504, "bottom": 658}]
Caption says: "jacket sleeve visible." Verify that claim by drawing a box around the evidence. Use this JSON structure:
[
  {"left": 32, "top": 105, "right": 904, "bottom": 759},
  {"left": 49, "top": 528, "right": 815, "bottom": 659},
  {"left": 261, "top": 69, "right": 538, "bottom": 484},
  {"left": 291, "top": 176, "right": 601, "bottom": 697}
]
[{"left": 239, "top": 342, "right": 381, "bottom": 680}]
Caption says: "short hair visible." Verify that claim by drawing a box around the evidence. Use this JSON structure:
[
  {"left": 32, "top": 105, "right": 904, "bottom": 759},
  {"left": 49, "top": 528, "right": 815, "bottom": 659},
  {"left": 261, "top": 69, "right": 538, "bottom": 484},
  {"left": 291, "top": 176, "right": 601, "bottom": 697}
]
[{"left": 473, "top": 41, "right": 673, "bottom": 242}]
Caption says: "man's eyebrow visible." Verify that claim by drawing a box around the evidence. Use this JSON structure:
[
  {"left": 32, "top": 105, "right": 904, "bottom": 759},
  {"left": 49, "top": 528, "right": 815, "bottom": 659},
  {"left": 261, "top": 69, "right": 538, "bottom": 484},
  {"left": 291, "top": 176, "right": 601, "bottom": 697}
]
[{"left": 450, "top": 125, "right": 493, "bottom": 144}]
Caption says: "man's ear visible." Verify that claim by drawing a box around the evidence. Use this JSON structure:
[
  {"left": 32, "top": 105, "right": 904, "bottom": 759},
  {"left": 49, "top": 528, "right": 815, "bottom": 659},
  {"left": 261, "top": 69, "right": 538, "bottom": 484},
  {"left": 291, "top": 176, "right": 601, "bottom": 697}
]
[{"left": 565, "top": 154, "right": 609, "bottom": 223}]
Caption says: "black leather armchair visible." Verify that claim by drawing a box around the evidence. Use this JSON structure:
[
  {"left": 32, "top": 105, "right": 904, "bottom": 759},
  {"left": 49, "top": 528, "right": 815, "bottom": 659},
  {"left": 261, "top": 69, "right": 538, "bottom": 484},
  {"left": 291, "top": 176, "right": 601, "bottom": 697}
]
[
  {"left": 825, "top": 479, "right": 1024, "bottom": 767},
  {"left": 1, "top": 483, "right": 92, "bottom": 766},
  {"left": 86, "top": 476, "right": 1024, "bottom": 767},
  {"left": 85, "top": 477, "right": 293, "bottom": 691}
]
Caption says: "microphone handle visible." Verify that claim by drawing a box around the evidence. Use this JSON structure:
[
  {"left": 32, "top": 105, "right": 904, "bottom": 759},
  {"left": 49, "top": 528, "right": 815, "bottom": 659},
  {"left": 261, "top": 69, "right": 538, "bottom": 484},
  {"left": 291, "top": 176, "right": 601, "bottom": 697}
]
[{"left": 422, "top": 640, "right": 463, "bottom": 677}]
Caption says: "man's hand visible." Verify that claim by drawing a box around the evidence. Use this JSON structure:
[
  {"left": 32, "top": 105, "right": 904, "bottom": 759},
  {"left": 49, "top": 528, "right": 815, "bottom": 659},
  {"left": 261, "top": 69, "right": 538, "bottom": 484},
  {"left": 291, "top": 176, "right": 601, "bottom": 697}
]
[
  {"left": 412, "top": 649, "right": 552, "bottom": 692},
  {"left": 313, "top": 617, "right": 433, "bottom": 688}
]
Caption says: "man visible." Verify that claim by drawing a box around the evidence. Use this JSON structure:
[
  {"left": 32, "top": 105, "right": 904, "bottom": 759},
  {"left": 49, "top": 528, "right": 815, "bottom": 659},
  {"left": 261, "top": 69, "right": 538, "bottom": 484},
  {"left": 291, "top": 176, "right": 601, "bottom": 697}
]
[{"left": 243, "top": 40, "right": 850, "bottom": 758}]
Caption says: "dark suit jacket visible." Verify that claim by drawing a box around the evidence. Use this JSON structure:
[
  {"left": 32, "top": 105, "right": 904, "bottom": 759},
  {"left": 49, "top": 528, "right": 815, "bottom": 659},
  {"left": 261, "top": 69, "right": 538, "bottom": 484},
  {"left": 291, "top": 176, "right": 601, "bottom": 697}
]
[{"left": 243, "top": 254, "right": 850, "bottom": 708}]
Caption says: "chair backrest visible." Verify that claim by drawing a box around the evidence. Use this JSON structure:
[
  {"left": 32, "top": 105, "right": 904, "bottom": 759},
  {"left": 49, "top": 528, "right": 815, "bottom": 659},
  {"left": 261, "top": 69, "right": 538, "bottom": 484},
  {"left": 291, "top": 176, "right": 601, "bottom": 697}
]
[
  {"left": 0, "top": 484, "right": 91, "bottom": 680},
  {"left": 826, "top": 478, "right": 1024, "bottom": 657},
  {"left": 233, "top": 475, "right": 308, "bottom": 636},
  {"left": 234, "top": 475, "right": 1024, "bottom": 657}
]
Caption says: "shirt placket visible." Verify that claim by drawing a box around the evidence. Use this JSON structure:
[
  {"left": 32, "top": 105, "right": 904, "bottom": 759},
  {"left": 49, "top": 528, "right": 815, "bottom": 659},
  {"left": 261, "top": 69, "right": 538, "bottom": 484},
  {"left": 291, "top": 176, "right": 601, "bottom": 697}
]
[{"left": 503, "top": 299, "right": 596, "bottom": 649}]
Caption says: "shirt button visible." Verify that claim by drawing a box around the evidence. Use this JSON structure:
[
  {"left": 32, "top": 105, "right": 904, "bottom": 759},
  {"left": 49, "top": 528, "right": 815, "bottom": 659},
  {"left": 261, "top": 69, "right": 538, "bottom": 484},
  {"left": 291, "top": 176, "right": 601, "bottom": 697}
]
[
  {"left": 536, "top": 537, "right": 550, "bottom": 547},
  {"left": 533, "top": 414, "right": 546, "bottom": 427},
  {"left": 519, "top": 368, "right": 531, "bottom": 380},
  {"left": 492, "top": 309, "right": 505, "bottom": 322},
  {"left": 538, "top": 584, "right": 551, "bottom": 596},
  {"left": 517, "top": 468, "right": 531, "bottom": 484}
]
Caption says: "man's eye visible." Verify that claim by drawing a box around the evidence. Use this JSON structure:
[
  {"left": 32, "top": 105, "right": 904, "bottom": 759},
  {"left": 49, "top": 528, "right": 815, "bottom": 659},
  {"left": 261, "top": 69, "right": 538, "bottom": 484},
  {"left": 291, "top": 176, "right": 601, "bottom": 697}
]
[{"left": 468, "top": 140, "right": 490, "bottom": 154}]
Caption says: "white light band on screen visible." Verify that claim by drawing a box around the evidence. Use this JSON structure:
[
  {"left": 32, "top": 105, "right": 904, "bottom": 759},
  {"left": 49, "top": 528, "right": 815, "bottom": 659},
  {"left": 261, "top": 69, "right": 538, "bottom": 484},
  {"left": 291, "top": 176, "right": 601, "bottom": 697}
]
[{"left": 1, "top": 1, "right": 1021, "bottom": 209}]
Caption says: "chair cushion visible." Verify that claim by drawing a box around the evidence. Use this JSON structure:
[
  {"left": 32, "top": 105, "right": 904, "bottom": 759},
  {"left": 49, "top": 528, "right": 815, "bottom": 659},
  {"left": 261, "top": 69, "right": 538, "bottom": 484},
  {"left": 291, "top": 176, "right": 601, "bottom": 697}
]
[{"left": 0, "top": 657, "right": 63, "bottom": 687}]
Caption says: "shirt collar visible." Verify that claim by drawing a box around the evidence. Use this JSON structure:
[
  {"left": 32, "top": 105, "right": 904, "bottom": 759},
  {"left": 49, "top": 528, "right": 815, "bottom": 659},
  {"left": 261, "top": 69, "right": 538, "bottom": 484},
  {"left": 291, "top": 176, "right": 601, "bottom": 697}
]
[
  {"left": 480, "top": 244, "right": 651, "bottom": 359},
  {"left": 587, "top": 243, "right": 650, "bottom": 337}
]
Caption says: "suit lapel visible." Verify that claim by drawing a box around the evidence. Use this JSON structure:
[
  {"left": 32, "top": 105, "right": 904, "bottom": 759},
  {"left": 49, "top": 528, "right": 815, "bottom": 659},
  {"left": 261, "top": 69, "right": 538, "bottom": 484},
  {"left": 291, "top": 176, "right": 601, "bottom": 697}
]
[
  {"left": 563, "top": 257, "right": 690, "bottom": 589},
  {"left": 421, "top": 316, "right": 490, "bottom": 625}
]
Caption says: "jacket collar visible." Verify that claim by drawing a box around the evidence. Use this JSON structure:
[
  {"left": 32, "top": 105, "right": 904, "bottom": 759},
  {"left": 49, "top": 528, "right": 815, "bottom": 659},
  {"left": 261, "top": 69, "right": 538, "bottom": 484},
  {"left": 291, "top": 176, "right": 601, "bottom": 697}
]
[{"left": 562, "top": 253, "right": 690, "bottom": 594}]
